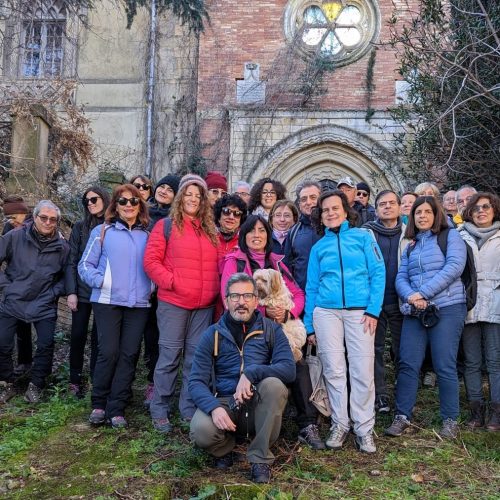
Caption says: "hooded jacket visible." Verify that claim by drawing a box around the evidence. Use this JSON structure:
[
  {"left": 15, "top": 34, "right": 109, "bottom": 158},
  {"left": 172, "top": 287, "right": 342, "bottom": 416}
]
[
  {"left": 188, "top": 311, "right": 296, "bottom": 415},
  {"left": 0, "top": 222, "right": 70, "bottom": 322}
]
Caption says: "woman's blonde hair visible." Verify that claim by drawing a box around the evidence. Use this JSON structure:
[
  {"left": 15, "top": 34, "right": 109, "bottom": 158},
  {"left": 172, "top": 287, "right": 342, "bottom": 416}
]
[
  {"left": 414, "top": 182, "right": 440, "bottom": 198},
  {"left": 170, "top": 181, "right": 218, "bottom": 246}
]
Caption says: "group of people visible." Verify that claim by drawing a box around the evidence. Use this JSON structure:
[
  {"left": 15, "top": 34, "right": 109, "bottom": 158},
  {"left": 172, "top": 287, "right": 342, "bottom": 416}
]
[{"left": 0, "top": 172, "right": 498, "bottom": 483}]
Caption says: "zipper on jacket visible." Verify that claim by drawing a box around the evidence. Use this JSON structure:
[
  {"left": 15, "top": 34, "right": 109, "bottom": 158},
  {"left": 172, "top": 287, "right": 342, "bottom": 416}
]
[
  {"left": 418, "top": 236, "right": 425, "bottom": 289},
  {"left": 238, "top": 329, "right": 265, "bottom": 374},
  {"left": 336, "top": 232, "right": 346, "bottom": 308}
]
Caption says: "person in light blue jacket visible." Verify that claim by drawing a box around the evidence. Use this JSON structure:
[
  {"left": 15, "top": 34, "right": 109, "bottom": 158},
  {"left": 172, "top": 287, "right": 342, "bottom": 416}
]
[
  {"left": 78, "top": 184, "right": 152, "bottom": 429},
  {"left": 385, "top": 196, "right": 467, "bottom": 440},
  {"left": 304, "top": 190, "right": 385, "bottom": 454}
]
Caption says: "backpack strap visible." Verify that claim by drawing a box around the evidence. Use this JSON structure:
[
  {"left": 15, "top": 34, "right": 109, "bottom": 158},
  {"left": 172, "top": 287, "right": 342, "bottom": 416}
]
[
  {"left": 436, "top": 227, "right": 450, "bottom": 256},
  {"left": 163, "top": 218, "right": 173, "bottom": 241},
  {"left": 99, "top": 224, "right": 109, "bottom": 247},
  {"left": 277, "top": 260, "right": 294, "bottom": 283},
  {"left": 236, "top": 258, "right": 246, "bottom": 273}
]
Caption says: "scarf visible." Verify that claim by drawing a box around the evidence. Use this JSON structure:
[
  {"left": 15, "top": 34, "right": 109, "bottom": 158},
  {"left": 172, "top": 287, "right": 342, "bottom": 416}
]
[
  {"left": 252, "top": 205, "right": 269, "bottom": 221},
  {"left": 219, "top": 228, "right": 238, "bottom": 242},
  {"left": 363, "top": 219, "right": 402, "bottom": 237},
  {"left": 462, "top": 221, "right": 500, "bottom": 249},
  {"left": 272, "top": 228, "right": 289, "bottom": 244}
]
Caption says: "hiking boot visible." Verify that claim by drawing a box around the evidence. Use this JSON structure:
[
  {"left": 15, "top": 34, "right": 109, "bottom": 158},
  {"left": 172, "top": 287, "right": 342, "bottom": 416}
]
[
  {"left": 0, "top": 381, "right": 16, "bottom": 404},
  {"left": 385, "top": 414, "right": 410, "bottom": 437},
  {"left": 24, "top": 382, "right": 42, "bottom": 403},
  {"left": 250, "top": 463, "right": 271, "bottom": 483},
  {"left": 440, "top": 418, "right": 459, "bottom": 439},
  {"left": 110, "top": 416, "right": 128, "bottom": 429},
  {"left": 325, "top": 424, "right": 349, "bottom": 450},
  {"left": 375, "top": 395, "right": 391, "bottom": 414},
  {"left": 467, "top": 401, "right": 485, "bottom": 429},
  {"left": 486, "top": 402, "right": 500, "bottom": 432},
  {"left": 152, "top": 417, "right": 173, "bottom": 434},
  {"left": 88, "top": 409, "right": 106, "bottom": 425},
  {"left": 298, "top": 423, "right": 326, "bottom": 450},
  {"left": 423, "top": 371, "right": 437, "bottom": 388},
  {"left": 13, "top": 363, "right": 32, "bottom": 376},
  {"left": 214, "top": 452, "right": 234, "bottom": 470},
  {"left": 143, "top": 383, "right": 154, "bottom": 409},
  {"left": 68, "top": 383, "right": 85, "bottom": 399},
  {"left": 355, "top": 432, "right": 376, "bottom": 454}
]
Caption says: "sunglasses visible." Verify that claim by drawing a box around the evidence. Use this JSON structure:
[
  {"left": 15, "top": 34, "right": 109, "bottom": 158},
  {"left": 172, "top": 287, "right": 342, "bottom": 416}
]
[
  {"left": 357, "top": 191, "right": 369, "bottom": 197},
  {"left": 472, "top": 203, "right": 492, "bottom": 213},
  {"left": 37, "top": 214, "right": 58, "bottom": 224},
  {"left": 221, "top": 207, "right": 243, "bottom": 217},
  {"left": 133, "top": 183, "right": 150, "bottom": 191},
  {"left": 117, "top": 197, "right": 140, "bottom": 206},
  {"left": 85, "top": 196, "right": 101, "bottom": 206}
]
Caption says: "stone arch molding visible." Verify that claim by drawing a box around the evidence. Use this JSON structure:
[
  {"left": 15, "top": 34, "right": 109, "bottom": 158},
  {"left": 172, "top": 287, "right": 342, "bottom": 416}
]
[{"left": 248, "top": 124, "right": 401, "bottom": 195}]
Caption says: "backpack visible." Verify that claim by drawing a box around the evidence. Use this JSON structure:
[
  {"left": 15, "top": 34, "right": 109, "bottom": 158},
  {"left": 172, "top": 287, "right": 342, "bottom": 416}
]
[{"left": 406, "top": 227, "right": 477, "bottom": 311}]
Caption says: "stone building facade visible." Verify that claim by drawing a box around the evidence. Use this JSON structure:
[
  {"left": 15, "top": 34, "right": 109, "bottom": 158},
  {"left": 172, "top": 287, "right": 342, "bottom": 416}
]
[{"left": 0, "top": 0, "right": 414, "bottom": 195}]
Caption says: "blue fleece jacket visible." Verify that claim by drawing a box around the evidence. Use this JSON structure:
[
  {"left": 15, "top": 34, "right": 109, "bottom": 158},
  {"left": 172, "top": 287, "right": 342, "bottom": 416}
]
[{"left": 304, "top": 221, "right": 386, "bottom": 333}]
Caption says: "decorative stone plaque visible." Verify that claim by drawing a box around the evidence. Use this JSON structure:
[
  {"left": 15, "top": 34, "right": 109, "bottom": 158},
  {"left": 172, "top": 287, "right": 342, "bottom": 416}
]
[{"left": 236, "top": 62, "right": 266, "bottom": 104}]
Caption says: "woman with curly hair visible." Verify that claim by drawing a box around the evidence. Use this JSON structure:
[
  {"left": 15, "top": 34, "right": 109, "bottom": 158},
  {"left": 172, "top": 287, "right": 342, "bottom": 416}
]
[
  {"left": 247, "top": 177, "right": 287, "bottom": 221},
  {"left": 144, "top": 174, "right": 220, "bottom": 433},
  {"left": 459, "top": 192, "right": 500, "bottom": 431}
]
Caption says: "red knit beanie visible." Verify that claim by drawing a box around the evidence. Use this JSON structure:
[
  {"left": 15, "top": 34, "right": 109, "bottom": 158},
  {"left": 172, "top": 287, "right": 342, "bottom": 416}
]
[{"left": 205, "top": 171, "right": 227, "bottom": 191}]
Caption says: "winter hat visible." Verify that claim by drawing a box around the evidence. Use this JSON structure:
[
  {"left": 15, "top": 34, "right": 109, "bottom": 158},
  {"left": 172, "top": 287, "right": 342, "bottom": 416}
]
[
  {"left": 3, "top": 195, "right": 29, "bottom": 215},
  {"left": 356, "top": 182, "right": 371, "bottom": 194},
  {"left": 205, "top": 171, "right": 227, "bottom": 191},
  {"left": 178, "top": 173, "right": 208, "bottom": 194},
  {"left": 155, "top": 174, "right": 180, "bottom": 196}
]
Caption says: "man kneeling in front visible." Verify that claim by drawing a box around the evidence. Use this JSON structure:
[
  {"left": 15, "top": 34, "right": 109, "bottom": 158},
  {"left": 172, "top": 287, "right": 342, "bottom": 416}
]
[{"left": 189, "top": 272, "right": 296, "bottom": 483}]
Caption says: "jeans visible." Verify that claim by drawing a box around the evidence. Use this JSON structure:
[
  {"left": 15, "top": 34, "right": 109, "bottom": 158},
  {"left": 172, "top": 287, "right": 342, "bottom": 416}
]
[
  {"left": 374, "top": 303, "right": 403, "bottom": 398},
  {"left": 395, "top": 303, "right": 467, "bottom": 421},
  {"left": 313, "top": 307, "right": 375, "bottom": 436},
  {"left": 91, "top": 303, "right": 149, "bottom": 417},
  {"left": 462, "top": 322, "right": 500, "bottom": 403},
  {"left": 69, "top": 301, "right": 98, "bottom": 385},
  {"left": 0, "top": 311, "right": 56, "bottom": 388},
  {"left": 190, "top": 377, "right": 288, "bottom": 463}
]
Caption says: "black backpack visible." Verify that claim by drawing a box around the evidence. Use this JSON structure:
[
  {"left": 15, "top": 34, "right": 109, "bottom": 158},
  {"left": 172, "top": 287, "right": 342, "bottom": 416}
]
[{"left": 407, "top": 227, "right": 477, "bottom": 311}]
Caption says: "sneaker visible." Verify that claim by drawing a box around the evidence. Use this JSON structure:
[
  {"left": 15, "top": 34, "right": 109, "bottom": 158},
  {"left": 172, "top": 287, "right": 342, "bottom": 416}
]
[
  {"left": 24, "top": 382, "right": 42, "bottom": 403},
  {"left": 325, "top": 424, "right": 349, "bottom": 450},
  {"left": 385, "top": 414, "right": 410, "bottom": 437},
  {"left": 214, "top": 452, "right": 234, "bottom": 470},
  {"left": 143, "top": 383, "right": 154, "bottom": 408},
  {"left": 88, "top": 409, "right": 106, "bottom": 425},
  {"left": 13, "top": 363, "right": 32, "bottom": 376},
  {"left": 355, "top": 432, "right": 376, "bottom": 453},
  {"left": 423, "top": 371, "right": 437, "bottom": 388},
  {"left": 440, "top": 418, "right": 459, "bottom": 439},
  {"left": 375, "top": 395, "right": 390, "bottom": 414},
  {"left": 250, "top": 463, "right": 271, "bottom": 484},
  {"left": 110, "top": 416, "right": 128, "bottom": 429},
  {"left": 298, "top": 423, "right": 326, "bottom": 450},
  {"left": 152, "top": 417, "right": 173, "bottom": 434},
  {"left": 0, "top": 381, "right": 16, "bottom": 404}
]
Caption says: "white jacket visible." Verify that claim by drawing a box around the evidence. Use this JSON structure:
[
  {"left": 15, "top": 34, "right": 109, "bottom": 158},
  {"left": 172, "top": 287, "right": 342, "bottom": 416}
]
[{"left": 459, "top": 227, "right": 500, "bottom": 324}]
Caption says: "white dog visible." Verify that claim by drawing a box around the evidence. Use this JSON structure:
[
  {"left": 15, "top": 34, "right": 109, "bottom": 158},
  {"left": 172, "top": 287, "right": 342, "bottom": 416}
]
[{"left": 253, "top": 268, "right": 306, "bottom": 362}]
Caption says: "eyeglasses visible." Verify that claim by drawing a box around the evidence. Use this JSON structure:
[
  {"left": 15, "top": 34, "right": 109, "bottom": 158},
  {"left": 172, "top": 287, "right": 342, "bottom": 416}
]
[
  {"left": 274, "top": 212, "right": 293, "bottom": 219},
  {"left": 472, "top": 203, "right": 492, "bottom": 213},
  {"left": 209, "top": 188, "right": 227, "bottom": 197},
  {"left": 262, "top": 190, "right": 277, "bottom": 197},
  {"left": 37, "top": 214, "right": 58, "bottom": 225},
  {"left": 226, "top": 292, "right": 256, "bottom": 302},
  {"left": 234, "top": 191, "right": 250, "bottom": 198},
  {"left": 221, "top": 207, "right": 243, "bottom": 217},
  {"left": 458, "top": 196, "right": 473, "bottom": 206},
  {"left": 357, "top": 191, "right": 369, "bottom": 198},
  {"left": 117, "top": 197, "right": 140, "bottom": 206},
  {"left": 133, "top": 183, "right": 150, "bottom": 191},
  {"left": 85, "top": 196, "right": 101, "bottom": 206}
]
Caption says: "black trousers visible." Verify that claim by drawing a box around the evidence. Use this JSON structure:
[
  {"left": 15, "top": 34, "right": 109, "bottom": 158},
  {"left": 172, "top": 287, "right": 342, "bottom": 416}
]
[
  {"left": 69, "top": 301, "right": 98, "bottom": 385},
  {"left": 374, "top": 303, "right": 404, "bottom": 398},
  {"left": 16, "top": 320, "right": 33, "bottom": 365},
  {"left": 291, "top": 351, "right": 318, "bottom": 429},
  {"left": 143, "top": 295, "right": 159, "bottom": 383},
  {"left": 91, "top": 303, "right": 149, "bottom": 417},
  {"left": 0, "top": 311, "right": 56, "bottom": 388}
]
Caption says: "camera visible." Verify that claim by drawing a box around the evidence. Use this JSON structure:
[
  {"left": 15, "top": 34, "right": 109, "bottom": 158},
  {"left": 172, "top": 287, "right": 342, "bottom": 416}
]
[{"left": 410, "top": 301, "right": 440, "bottom": 328}]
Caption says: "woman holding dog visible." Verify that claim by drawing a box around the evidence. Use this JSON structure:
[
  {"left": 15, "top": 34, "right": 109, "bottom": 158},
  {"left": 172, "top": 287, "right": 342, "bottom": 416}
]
[
  {"left": 385, "top": 196, "right": 467, "bottom": 440},
  {"left": 304, "top": 190, "right": 385, "bottom": 453}
]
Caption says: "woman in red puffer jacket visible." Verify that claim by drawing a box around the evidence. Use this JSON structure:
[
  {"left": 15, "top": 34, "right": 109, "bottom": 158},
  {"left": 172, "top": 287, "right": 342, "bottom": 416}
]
[{"left": 144, "top": 174, "right": 220, "bottom": 432}]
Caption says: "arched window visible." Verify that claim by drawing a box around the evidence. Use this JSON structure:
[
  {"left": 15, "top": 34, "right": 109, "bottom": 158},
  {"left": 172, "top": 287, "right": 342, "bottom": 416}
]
[
  {"left": 22, "top": 0, "right": 66, "bottom": 78},
  {"left": 284, "top": 0, "right": 380, "bottom": 67}
]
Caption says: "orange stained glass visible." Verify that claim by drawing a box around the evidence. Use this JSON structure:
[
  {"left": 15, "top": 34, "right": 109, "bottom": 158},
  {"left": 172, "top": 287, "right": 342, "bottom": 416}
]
[{"left": 322, "top": 1, "right": 342, "bottom": 22}]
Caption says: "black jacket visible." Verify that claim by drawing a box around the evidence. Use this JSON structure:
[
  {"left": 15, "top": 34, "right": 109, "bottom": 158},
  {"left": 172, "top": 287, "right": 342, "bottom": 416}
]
[
  {"left": 353, "top": 201, "right": 376, "bottom": 227},
  {"left": 0, "top": 223, "right": 70, "bottom": 322}
]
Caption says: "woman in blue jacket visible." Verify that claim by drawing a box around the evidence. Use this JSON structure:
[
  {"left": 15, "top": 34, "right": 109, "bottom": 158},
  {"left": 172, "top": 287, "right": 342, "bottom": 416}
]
[
  {"left": 78, "top": 184, "right": 152, "bottom": 429},
  {"left": 385, "top": 196, "right": 467, "bottom": 439},
  {"left": 304, "top": 190, "right": 385, "bottom": 454}
]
